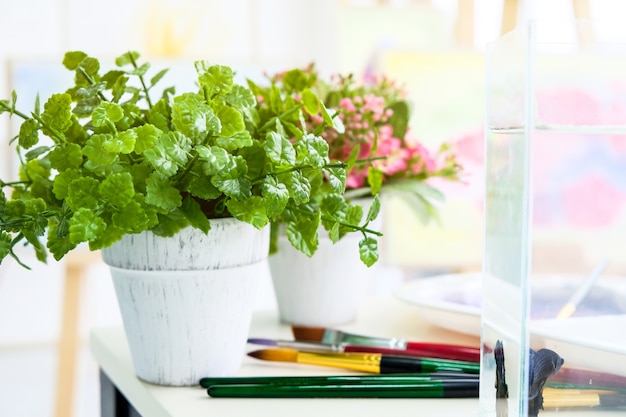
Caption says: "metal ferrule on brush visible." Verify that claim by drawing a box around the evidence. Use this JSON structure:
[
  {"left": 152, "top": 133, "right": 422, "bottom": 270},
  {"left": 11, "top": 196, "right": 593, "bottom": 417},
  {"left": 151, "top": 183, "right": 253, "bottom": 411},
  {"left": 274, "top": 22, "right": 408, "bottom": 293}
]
[
  {"left": 329, "top": 334, "right": 408, "bottom": 349},
  {"left": 276, "top": 340, "right": 343, "bottom": 353},
  {"left": 297, "top": 351, "right": 383, "bottom": 373}
]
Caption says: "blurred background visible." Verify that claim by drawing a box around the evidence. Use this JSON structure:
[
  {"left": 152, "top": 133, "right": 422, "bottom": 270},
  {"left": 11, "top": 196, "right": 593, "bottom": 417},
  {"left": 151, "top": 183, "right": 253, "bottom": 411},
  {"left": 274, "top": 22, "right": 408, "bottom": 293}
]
[{"left": 0, "top": 0, "right": 623, "bottom": 416}]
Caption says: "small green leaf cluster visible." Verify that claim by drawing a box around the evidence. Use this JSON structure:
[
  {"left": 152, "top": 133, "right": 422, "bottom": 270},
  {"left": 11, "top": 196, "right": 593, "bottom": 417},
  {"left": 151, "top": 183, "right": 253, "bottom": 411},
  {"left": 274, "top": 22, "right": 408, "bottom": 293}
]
[{"left": 0, "top": 51, "right": 381, "bottom": 268}]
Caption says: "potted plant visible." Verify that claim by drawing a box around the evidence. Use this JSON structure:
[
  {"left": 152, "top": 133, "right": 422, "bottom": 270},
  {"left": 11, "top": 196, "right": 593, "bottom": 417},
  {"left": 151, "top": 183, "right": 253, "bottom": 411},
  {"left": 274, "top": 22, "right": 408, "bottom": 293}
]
[
  {"left": 0, "top": 51, "right": 381, "bottom": 385},
  {"left": 249, "top": 64, "right": 462, "bottom": 325}
]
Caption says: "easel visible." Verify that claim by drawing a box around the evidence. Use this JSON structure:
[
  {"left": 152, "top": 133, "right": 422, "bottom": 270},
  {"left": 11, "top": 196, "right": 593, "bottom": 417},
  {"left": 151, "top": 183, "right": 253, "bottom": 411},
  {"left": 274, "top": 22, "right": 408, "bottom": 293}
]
[{"left": 54, "top": 250, "right": 101, "bottom": 417}]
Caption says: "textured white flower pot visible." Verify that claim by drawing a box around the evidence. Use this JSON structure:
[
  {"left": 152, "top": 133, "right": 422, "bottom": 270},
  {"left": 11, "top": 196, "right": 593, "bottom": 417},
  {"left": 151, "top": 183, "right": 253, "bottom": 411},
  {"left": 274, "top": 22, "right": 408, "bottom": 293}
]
[
  {"left": 101, "top": 218, "right": 269, "bottom": 386},
  {"left": 269, "top": 198, "right": 381, "bottom": 326},
  {"left": 269, "top": 232, "right": 372, "bottom": 326}
]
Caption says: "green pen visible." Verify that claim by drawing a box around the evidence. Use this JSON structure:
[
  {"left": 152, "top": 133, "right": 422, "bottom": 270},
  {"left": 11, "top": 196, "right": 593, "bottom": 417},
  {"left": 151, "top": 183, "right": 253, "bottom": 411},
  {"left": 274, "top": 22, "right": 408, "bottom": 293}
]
[
  {"left": 206, "top": 380, "right": 480, "bottom": 398},
  {"left": 200, "top": 372, "right": 479, "bottom": 388}
]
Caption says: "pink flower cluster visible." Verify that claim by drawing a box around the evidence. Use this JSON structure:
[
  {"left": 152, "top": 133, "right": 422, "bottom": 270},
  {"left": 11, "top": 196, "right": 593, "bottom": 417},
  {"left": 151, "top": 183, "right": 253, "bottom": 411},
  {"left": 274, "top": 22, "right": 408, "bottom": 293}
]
[
  {"left": 312, "top": 78, "right": 455, "bottom": 189},
  {"left": 263, "top": 65, "right": 462, "bottom": 191}
]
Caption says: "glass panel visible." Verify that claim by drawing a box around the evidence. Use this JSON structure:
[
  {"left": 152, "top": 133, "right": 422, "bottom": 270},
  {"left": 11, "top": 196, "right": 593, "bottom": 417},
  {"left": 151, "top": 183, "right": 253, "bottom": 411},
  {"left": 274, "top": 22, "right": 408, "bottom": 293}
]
[{"left": 482, "top": 20, "right": 626, "bottom": 417}]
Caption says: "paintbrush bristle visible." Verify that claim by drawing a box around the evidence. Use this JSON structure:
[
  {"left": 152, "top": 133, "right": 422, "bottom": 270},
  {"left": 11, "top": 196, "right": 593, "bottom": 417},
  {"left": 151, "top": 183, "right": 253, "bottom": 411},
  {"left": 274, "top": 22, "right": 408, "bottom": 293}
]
[
  {"left": 291, "top": 325, "right": 327, "bottom": 342},
  {"left": 248, "top": 348, "right": 299, "bottom": 363}
]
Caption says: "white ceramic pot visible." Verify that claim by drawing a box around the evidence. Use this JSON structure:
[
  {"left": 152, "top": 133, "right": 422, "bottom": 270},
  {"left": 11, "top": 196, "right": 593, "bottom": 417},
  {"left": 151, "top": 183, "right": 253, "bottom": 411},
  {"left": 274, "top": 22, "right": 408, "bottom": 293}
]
[
  {"left": 269, "top": 198, "right": 381, "bottom": 326},
  {"left": 102, "top": 218, "right": 270, "bottom": 386}
]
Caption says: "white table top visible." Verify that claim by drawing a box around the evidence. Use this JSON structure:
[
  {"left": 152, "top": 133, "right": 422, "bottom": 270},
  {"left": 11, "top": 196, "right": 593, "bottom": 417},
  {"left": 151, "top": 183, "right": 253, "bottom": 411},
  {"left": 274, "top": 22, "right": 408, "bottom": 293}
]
[
  {"left": 89, "top": 296, "right": 621, "bottom": 417},
  {"left": 90, "top": 296, "right": 482, "bottom": 417}
]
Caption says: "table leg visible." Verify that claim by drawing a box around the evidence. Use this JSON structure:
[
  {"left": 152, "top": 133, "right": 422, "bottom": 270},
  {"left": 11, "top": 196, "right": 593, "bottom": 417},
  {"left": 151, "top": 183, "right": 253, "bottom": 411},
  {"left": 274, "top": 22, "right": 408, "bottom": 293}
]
[{"left": 99, "top": 369, "right": 141, "bottom": 417}]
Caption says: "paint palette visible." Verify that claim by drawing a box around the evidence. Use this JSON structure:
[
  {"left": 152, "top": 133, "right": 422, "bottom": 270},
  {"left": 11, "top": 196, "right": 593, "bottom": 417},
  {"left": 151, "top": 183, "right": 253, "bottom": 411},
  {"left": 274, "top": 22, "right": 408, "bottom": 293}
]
[{"left": 396, "top": 272, "right": 626, "bottom": 376}]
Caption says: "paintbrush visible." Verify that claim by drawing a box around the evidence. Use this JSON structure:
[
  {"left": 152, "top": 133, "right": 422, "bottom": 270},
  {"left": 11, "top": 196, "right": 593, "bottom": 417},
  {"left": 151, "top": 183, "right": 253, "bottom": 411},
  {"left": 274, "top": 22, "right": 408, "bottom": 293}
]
[
  {"left": 549, "top": 367, "right": 626, "bottom": 391},
  {"left": 543, "top": 389, "right": 626, "bottom": 409},
  {"left": 247, "top": 348, "right": 480, "bottom": 374},
  {"left": 248, "top": 337, "right": 479, "bottom": 362},
  {"left": 206, "top": 380, "right": 480, "bottom": 398},
  {"left": 291, "top": 325, "right": 480, "bottom": 363},
  {"left": 199, "top": 372, "right": 479, "bottom": 388},
  {"left": 556, "top": 258, "right": 608, "bottom": 319}
]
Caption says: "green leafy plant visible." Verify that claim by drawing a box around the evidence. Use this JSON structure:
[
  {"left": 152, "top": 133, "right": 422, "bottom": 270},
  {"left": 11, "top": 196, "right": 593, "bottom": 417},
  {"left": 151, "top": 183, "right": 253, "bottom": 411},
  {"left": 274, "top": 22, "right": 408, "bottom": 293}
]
[
  {"left": 253, "top": 64, "right": 463, "bottom": 225},
  {"left": 0, "top": 51, "right": 382, "bottom": 269}
]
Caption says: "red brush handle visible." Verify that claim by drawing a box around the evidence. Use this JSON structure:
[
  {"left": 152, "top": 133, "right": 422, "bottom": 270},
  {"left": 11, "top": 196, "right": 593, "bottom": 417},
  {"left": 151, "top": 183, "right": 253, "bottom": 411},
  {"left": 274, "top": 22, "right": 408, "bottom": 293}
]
[
  {"left": 344, "top": 344, "right": 480, "bottom": 363},
  {"left": 550, "top": 367, "right": 626, "bottom": 390}
]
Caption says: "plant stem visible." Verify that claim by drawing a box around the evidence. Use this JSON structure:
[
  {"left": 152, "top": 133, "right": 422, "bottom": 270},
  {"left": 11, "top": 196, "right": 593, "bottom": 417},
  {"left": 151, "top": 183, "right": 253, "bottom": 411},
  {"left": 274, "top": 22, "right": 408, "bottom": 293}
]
[
  {"left": 76, "top": 67, "right": 107, "bottom": 101},
  {"left": 128, "top": 53, "right": 153, "bottom": 109},
  {"left": 259, "top": 105, "right": 303, "bottom": 133},
  {"left": 0, "top": 180, "right": 30, "bottom": 188},
  {"left": 0, "top": 101, "right": 30, "bottom": 120}
]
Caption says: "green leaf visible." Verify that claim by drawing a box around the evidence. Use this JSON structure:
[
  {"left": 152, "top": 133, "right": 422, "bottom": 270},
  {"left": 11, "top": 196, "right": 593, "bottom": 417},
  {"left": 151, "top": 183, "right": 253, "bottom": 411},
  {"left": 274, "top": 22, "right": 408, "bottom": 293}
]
[
  {"left": 47, "top": 221, "right": 76, "bottom": 261},
  {"left": 387, "top": 101, "right": 410, "bottom": 139},
  {"left": 280, "top": 170, "right": 310, "bottom": 205},
  {"left": 41, "top": 93, "right": 73, "bottom": 134},
  {"left": 143, "top": 131, "right": 191, "bottom": 177},
  {"left": 115, "top": 51, "right": 140, "bottom": 67},
  {"left": 111, "top": 74, "right": 129, "bottom": 103},
  {"left": 238, "top": 143, "right": 266, "bottom": 179},
  {"left": 196, "top": 64, "right": 234, "bottom": 97},
  {"left": 367, "top": 166, "right": 383, "bottom": 195},
  {"left": 320, "top": 102, "right": 345, "bottom": 134},
  {"left": 196, "top": 145, "right": 231, "bottom": 176},
  {"left": 262, "top": 177, "right": 289, "bottom": 218},
  {"left": 180, "top": 196, "right": 211, "bottom": 234},
  {"left": 99, "top": 172, "right": 135, "bottom": 207},
  {"left": 216, "top": 104, "right": 245, "bottom": 138},
  {"left": 133, "top": 124, "right": 162, "bottom": 154},
  {"left": 224, "top": 84, "right": 256, "bottom": 108},
  {"left": 151, "top": 211, "right": 189, "bottom": 237},
  {"left": 150, "top": 68, "right": 169, "bottom": 87},
  {"left": 79, "top": 57, "right": 100, "bottom": 77},
  {"left": 344, "top": 204, "right": 364, "bottom": 227},
  {"left": 131, "top": 62, "right": 150, "bottom": 77},
  {"left": 52, "top": 169, "right": 81, "bottom": 200},
  {"left": 84, "top": 134, "right": 117, "bottom": 165},
  {"left": 325, "top": 166, "right": 346, "bottom": 193},
  {"left": 18, "top": 118, "right": 39, "bottom": 149},
  {"left": 226, "top": 196, "right": 268, "bottom": 229},
  {"left": 301, "top": 89, "right": 320, "bottom": 114},
  {"left": 49, "top": 143, "right": 83, "bottom": 170},
  {"left": 105, "top": 130, "right": 136, "bottom": 154},
  {"left": 89, "top": 225, "right": 126, "bottom": 250},
  {"left": 69, "top": 208, "right": 107, "bottom": 244},
  {"left": 0, "top": 232, "right": 13, "bottom": 262},
  {"left": 63, "top": 51, "right": 88, "bottom": 70},
  {"left": 187, "top": 171, "right": 222, "bottom": 200},
  {"left": 92, "top": 102, "right": 124, "bottom": 128},
  {"left": 171, "top": 93, "right": 221, "bottom": 142},
  {"left": 145, "top": 172, "right": 182, "bottom": 210},
  {"left": 297, "top": 133, "right": 329, "bottom": 168},
  {"left": 283, "top": 68, "right": 311, "bottom": 92},
  {"left": 112, "top": 200, "right": 150, "bottom": 233},
  {"left": 73, "top": 96, "right": 100, "bottom": 116},
  {"left": 265, "top": 131, "right": 296, "bottom": 166},
  {"left": 215, "top": 130, "right": 253, "bottom": 152},
  {"left": 67, "top": 177, "right": 100, "bottom": 210},
  {"left": 359, "top": 236, "right": 378, "bottom": 267},
  {"left": 286, "top": 217, "right": 320, "bottom": 257},
  {"left": 366, "top": 194, "right": 381, "bottom": 223},
  {"left": 269, "top": 85, "right": 283, "bottom": 114},
  {"left": 212, "top": 156, "right": 251, "bottom": 199}
]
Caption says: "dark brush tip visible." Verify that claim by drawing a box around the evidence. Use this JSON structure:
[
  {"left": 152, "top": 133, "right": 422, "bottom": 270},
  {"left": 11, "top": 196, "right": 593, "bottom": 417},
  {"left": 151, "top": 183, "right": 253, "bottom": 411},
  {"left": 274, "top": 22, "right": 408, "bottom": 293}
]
[{"left": 247, "top": 348, "right": 298, "bottom": 363}]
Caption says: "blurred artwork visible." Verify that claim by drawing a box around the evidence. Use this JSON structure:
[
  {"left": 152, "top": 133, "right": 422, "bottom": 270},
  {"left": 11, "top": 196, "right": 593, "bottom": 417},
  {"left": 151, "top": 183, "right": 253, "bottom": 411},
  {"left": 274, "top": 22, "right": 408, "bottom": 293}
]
[{"left": 376, "top": 49, "right": 626, "bottom": 271}]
